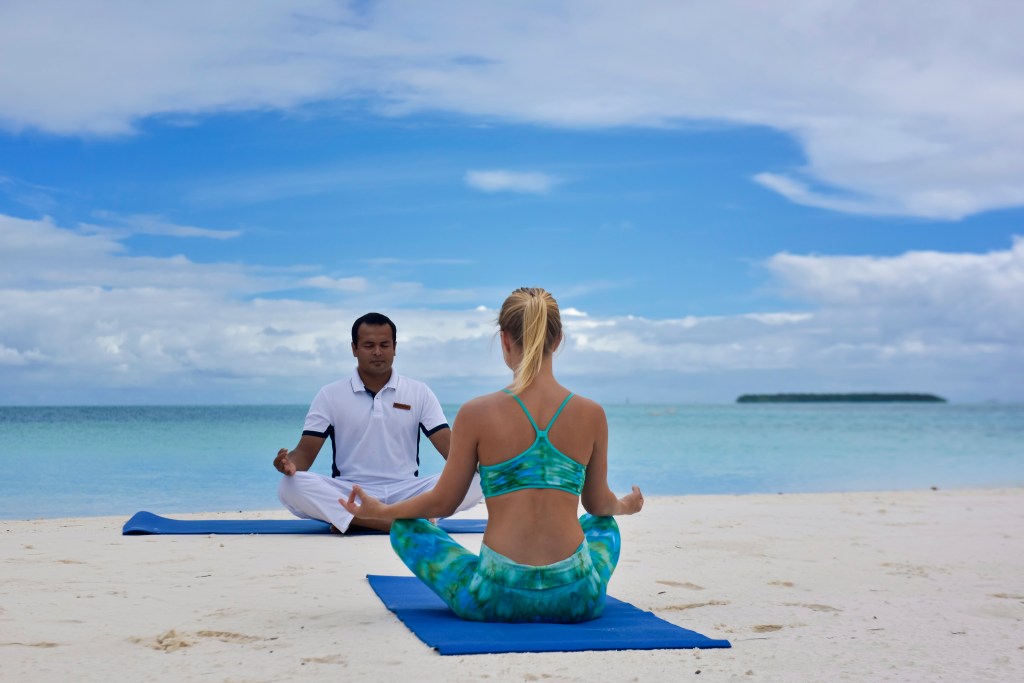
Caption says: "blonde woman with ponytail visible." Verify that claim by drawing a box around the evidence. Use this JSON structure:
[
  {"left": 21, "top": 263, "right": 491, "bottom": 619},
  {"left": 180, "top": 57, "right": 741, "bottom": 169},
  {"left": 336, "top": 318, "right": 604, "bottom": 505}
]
[{"left": 341, "top": 287, "right": 644, "bottom": 623}]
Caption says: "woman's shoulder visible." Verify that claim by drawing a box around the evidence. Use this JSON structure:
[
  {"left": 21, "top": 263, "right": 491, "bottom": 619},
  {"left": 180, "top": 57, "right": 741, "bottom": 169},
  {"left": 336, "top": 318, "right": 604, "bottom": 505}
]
[
  {"left": 454, "top": 391, "right": 511, "bottom": 420},
  {"left": 457, "top": 387, "right": 606, "bottom": 422},
  {"left": 566, "top": 392, "right": 606, "bottom": 422}
]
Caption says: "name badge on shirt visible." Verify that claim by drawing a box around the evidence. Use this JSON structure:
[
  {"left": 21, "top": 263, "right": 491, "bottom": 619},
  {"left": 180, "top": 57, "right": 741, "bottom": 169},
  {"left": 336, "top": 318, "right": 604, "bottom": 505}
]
[{"left": 393, "top": 402, "right": 412, "bottom": 411}]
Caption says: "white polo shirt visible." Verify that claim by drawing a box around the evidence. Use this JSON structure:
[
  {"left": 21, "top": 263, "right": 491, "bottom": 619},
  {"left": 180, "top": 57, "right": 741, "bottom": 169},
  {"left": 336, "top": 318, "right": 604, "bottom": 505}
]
[{"left": 302, "top": 369, "right": 449, "bottom": 483}]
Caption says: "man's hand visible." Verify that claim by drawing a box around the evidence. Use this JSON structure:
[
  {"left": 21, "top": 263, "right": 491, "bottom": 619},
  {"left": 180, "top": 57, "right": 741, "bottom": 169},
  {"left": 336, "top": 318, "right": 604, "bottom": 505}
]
[{"left": 274, "top": 448, "right": 297, "bottom": 476}]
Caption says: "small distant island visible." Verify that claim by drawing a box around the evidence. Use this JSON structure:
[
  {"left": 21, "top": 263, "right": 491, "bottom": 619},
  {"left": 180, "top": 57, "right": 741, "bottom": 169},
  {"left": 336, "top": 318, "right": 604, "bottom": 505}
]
[{"left": 736, "top": 393, "right": 947, "bottom": 403}]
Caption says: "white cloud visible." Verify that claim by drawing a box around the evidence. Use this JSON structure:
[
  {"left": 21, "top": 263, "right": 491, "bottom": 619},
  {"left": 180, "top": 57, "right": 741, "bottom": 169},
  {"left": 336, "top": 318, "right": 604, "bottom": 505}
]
[
  {"left": 752, "top": 174, "right": 890, "bottom": 216},
  {"left": 743, "top": 313, "right": 813, "bottom": 326},
  {"left": 3, "top": 2, "right": 1022, "bottom": 217},
  {"left": 184, "top": 161, "right": 455, "bottom": 208},
  {"left": 0, "top": 213, "right": 501, "bottom": 401},
  {"left": 767, "top": 239, "right": 1024, "bottom": 315},
  {"left": 84, "top": 212, "right": 243, "bottom": 240},
  {"left": 0, "top": 214, "right": 260, "bottom": 293},
  {"left": 464, "top": 170, "right": 559, "bottom": 194},
  {"left": 301, "top": 275, "right": 369, "bottom": 292},
  {"left": 1, "top": 213, "right": 1021, "bottom": 403}
]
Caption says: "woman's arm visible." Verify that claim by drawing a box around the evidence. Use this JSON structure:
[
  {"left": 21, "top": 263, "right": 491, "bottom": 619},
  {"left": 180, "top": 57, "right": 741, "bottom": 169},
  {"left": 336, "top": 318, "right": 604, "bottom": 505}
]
[
  {"left": 340, "top": 402, "right": 482, "bottom": 520},
  {"left": 580, "top": 405, "right": 644, "bottom": 516}
]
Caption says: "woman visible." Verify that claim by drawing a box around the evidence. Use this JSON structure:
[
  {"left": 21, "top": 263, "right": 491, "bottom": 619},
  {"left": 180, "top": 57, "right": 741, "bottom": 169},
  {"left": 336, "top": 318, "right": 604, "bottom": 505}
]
[{"left": 340, "top": 287, "right": 644, "bottom": 623}]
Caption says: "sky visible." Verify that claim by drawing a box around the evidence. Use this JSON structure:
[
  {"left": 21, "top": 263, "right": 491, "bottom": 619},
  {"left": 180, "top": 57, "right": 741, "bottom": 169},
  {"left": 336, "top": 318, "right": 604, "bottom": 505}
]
[{"left": 1, "top": 0, "right": 1023, "bottom": 405}]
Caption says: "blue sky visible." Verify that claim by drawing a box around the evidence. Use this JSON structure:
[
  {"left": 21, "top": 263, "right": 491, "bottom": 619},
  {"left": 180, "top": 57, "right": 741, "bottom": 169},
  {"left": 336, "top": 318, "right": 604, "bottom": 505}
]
[{"left": 1, "top": 1, "right": 1022, "bottom": 405}]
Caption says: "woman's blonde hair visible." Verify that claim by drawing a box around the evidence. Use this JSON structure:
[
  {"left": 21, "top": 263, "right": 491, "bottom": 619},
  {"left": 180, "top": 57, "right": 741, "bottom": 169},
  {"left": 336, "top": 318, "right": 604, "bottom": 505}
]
[{"left": 498, "top": 287, "right": 562, "bottom": 394}]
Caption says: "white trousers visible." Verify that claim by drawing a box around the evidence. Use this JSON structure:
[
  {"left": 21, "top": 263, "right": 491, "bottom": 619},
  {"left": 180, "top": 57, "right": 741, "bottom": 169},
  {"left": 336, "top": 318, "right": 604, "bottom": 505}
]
[{"left": 278, "top": 471, "right": 484, "bottom": 533}]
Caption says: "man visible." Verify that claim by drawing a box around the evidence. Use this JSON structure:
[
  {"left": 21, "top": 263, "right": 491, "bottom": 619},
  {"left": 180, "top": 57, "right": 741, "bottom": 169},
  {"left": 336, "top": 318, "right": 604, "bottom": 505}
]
[{"left": 274, "top": 312, "right": 482, "bottom": 533}]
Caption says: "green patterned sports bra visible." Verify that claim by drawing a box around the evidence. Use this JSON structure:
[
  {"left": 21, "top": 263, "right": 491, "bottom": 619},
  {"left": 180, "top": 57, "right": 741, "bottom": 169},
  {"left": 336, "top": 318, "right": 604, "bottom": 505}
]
[{"left": 478, "top": 390, "right": 587, "bottom": 498}]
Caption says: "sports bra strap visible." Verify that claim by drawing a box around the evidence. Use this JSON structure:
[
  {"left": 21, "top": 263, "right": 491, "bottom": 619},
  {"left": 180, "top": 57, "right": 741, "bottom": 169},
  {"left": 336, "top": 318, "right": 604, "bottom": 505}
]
[
  {"left": 503, "top": 390, "right": 540, "bottom": 432},
  {"left": 544, "top": 392, "right": 575, "bottom": 435},
  {"left": 502, "top": 389, "right": 575, "bottom": 436}
]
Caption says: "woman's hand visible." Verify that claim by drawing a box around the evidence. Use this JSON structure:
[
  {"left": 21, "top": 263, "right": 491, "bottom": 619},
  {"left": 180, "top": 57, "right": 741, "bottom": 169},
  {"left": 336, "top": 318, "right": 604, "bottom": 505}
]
[
  {"left": 339, "top": 485, "right": 391, "bottom": 520},
  {"left": 619, "top": 485, "right": 644, "bottom": 515}
]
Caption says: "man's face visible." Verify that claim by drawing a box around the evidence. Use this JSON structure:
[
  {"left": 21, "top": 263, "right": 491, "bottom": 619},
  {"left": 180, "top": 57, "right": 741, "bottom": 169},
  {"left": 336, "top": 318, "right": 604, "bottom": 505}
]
[{"left": 352, "top": 323, "right": 396, "bottom": 381}]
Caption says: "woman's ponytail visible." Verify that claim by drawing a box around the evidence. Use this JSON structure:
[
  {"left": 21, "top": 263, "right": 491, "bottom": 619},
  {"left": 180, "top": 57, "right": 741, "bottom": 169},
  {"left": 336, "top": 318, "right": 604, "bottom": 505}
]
[{"left": 498, "top": 287, "right": 562, "bottom": 394}]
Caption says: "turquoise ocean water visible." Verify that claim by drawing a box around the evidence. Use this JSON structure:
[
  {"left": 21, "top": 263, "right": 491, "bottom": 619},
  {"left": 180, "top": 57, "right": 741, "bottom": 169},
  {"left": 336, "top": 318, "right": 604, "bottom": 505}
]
[{"left": 2, "top": 403, "right": 1022, "bottom": 520}]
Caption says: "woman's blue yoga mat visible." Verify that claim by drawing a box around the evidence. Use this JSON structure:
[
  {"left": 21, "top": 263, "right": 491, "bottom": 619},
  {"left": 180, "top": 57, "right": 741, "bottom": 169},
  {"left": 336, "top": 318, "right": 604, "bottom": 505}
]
[
  {"left": 367, "top": 574, "right": 731, "bottom": 655},
  {"left": 121, "top": 511, "right": 486, "bottom": 535}
]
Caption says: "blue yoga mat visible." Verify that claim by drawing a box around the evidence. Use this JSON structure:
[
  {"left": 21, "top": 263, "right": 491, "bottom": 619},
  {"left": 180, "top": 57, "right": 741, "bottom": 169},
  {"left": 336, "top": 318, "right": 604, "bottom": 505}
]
[
  {"left": 122, "top": 511, "right": 487, "bottom": 536},
  {"left": 367, "top": 574, "right": 731, "bottom": 655}
]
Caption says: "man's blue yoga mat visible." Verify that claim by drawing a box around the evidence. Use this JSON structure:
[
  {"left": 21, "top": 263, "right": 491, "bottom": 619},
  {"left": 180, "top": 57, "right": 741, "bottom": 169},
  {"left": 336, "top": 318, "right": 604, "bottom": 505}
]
[
  {"left": 121, "top": 511, "right": 487, "bottom": 536},
  {"left": 367, "top": 574, "right": 731, "bottom": 655}
]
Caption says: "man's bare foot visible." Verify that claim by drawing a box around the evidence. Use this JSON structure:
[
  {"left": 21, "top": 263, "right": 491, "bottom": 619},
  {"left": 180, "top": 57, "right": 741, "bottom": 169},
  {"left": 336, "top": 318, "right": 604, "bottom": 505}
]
[{"left": 345, "top": 519, "right": 393, "bottom": 533}]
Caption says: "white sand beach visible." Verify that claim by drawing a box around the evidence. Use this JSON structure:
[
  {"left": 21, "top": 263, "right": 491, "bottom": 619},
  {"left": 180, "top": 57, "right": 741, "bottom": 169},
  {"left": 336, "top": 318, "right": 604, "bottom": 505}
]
[{"left": 2, "top": 488, "right": 1022, "bottom": 682}]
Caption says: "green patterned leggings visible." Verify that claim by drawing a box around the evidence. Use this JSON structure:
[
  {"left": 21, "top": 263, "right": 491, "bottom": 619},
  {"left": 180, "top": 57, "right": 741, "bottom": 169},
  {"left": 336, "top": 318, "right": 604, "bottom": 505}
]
[{"left": 389, "top": 514, "right": 620, "bottom": 623}]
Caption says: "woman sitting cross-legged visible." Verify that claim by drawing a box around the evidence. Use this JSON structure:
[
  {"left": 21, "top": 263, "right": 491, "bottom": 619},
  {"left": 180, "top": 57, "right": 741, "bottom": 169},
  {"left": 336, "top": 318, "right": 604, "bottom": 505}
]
[{"left": 339, "top": 287, "right": 644, "bottom": 623}]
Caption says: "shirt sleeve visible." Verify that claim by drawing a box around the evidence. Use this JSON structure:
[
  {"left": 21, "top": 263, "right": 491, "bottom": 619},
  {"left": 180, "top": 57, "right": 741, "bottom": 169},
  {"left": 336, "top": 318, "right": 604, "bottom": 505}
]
[
  {"left": 302, "top": 388, "right": 332, "bottom": 437},
  {"left": 418, "top": 384, "right": 449, "bottom": 436}
]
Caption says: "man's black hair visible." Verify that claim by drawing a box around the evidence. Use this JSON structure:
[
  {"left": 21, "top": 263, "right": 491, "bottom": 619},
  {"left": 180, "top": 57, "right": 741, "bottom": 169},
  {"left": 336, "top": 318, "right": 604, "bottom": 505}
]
[{"left": 351, "top": 312, "right": 397, "bottom": 345}]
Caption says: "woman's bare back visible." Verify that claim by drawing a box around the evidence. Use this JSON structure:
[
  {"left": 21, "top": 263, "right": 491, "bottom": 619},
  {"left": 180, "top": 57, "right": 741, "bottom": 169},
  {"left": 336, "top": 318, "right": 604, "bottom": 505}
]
[{"left": 464, "top": 385, "right": 602, "bottom": 564}]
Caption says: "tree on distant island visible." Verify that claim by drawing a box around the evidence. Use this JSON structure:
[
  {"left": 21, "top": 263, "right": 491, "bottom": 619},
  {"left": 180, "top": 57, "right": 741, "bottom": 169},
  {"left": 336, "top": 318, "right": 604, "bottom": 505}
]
[{"left": 736, "top": 393, "right": 947, "bottom": 403}]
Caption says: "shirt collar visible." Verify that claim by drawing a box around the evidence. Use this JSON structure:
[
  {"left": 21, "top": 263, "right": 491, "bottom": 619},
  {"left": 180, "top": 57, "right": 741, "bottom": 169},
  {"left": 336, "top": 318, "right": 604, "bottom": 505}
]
[{"left": 349, "top": 368, "right": 399, "bottom": 394}]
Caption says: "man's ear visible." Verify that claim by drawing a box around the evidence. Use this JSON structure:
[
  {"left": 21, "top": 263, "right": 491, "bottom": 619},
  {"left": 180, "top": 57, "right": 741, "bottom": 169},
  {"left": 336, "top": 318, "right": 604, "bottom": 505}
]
[{"left": 351, "top": 342, "right": 357, "bottom": 356}]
